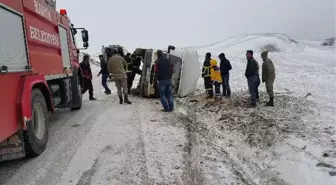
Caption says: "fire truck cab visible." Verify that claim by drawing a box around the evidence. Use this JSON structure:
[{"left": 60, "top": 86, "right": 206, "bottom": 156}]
[{"left": 0, "top": 0, "right": 89, "bottom": 161}]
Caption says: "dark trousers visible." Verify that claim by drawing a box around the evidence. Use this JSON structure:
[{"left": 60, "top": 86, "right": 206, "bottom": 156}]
[
  {"left": 204, "top": 77, "right": 213, "bottom": 97},
  {"left": 221, "top": 74, "right": 231, "bottom": 96},
  {"left": 247, "top": 75, "right": 260, "bottom": 104},
  {"left": 102, "top": 74, "right": 111, "bottom": 93},
  {"left": 158, "top": 79, "right": 174, "bottom": 111},
  {"left": 81, "top": 79, "right": 94, "bottom": 98},
  {"left": 127, "top": 72, "right": 135, "bottom": 94}
]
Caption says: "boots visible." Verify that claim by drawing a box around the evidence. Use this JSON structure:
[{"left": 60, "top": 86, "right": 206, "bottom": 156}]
[
  {"left": 124, "top": 95, "right": 132, "bottom": 104},
  {"left": 119, "top": 95, "right": 123, "bottom": 104},
  {"left": 266, "top": 98, "right": 274, "bottom": 106},
  {"left": 206, "top": 90, "right": 214, "bottom": 99}
]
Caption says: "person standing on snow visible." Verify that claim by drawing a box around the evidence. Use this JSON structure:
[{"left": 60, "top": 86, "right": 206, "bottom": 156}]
[
  {"left": 154, "top": 50, "right": 174, "bottom": 112},
  {"left": 210, "top": 59, "right": 223, "bottom": 100},
  {"left": 107, "top": 48, "right": 132, "bottom": 104},
  {"left": 261, "top": 51, "right": 276, "bottom": 106},
  {"left": 245, "top": 50, "right": 260, "bottom": 107},
  {"left": 97, "top": 55, "right": 111, "bottom": 95},
  {"left": 218, "top": 53, "right": 232, "bottom": 97},
  {"left": 202, "top": 52, "right": 213, "bottom": 98},
  {"left": 80, "top": 54, "right": 96, "bottom": 100},
  {"left": 124, "top": 53, "right": 133, "bottom": 94}
]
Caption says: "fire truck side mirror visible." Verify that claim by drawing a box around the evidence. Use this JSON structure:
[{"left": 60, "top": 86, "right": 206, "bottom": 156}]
[{"left": 81, "top": 30, "right": 89, "bottom": 42}]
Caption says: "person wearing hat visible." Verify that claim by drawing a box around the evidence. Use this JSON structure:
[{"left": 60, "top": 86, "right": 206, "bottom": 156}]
[
  {"left": 107, "top": 48, "right": 132, "bottom": 104},
  {"left": 261, "top": 51, "right": 275, "bottom": 106},
  {"left": 80, "top": 54, "right": 96, "bottom": 100},
  {"left": 154, "top": 50, "right": 174, "bottom": 112},
  {"left": 245, "top": 50, "right": 260, "bottom": 107},
  {"left": 218, "top": 53, "right": 232, "bottom": 97},
  {"left": 202, "top": 52, "right": 213, "bottom": 98}
]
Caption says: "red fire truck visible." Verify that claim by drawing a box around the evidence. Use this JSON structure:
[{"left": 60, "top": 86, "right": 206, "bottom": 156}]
[{"left": 0, "top": 0, "right": 89, "bottom": 162}]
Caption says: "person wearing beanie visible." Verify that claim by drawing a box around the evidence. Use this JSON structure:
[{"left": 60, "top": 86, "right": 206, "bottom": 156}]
[
  {"left": 209, "top": 59, "right": 222, "bottom": 100},
  {"left": 218, "top": 53, "right": 232, "bottom": 97},
  {"left": 261, "top": 51, "right": 276, "bottom": 106},
  {"left": 154, "top": 50, "right": 174, "bottom": 112},
  {"left": 245, "top": 50, "right": 260, "bottom": 107},
  {"left": 201, "top": 52, "right": 213, "bottom": 98}
]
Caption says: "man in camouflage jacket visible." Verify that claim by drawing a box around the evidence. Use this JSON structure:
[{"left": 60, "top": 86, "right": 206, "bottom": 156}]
[{"left": 261, "top": 51, "right": 276, "bottom": 106}]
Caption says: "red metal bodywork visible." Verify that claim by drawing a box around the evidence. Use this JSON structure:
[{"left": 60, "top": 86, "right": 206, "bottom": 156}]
[{"left": 0, "top": 0, "right": 80, "bottom": 142}]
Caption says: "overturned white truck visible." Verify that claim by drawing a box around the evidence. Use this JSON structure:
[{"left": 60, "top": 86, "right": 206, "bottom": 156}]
[{"left": 140, "top": 46, "right": 200, "bottom": 98}]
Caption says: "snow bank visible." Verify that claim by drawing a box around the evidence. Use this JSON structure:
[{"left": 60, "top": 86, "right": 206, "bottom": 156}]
[
  {"left": 196, "top": 33, "right": 305, "bottom": 57},
  {"left": 177, "top": 33, "right": 336, "bottom": 184}
]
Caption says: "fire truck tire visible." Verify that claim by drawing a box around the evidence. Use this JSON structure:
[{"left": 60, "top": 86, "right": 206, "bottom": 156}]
[
  {"left": 23, "top": 89, "right": 50, "bottom": 157},
  {"left": 71, "top": 74, "right": 82, "bottom": 110}
]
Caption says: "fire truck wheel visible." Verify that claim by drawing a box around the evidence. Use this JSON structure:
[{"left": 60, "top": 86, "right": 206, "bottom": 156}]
[{"left": 23, "top": 89, "right": 50, "bottom": 157}]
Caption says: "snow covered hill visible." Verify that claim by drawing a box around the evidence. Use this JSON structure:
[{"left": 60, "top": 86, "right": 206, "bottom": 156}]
[{"left": 178, "top": 33, "right": 336, "bottom": 185}]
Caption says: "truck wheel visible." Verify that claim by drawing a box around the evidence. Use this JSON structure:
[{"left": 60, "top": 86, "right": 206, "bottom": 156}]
[
  {"left": 71, "top": 75, "right": 82, "bottom": 110},
  {"left": 23, "top": 89, "right": 50, "bottom": 157}
]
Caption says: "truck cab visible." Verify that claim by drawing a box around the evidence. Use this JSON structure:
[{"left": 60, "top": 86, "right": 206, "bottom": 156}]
[{"left": 0, "top": 0, "right": 89, "bottom": 162}]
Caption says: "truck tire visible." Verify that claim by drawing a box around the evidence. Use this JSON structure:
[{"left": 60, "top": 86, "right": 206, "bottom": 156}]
[
  {"left": 71, "top": 72, "right": 82, "bottom": 110},
  {"left": 23, "top": 89, "right": 50, "bottom": 157}
]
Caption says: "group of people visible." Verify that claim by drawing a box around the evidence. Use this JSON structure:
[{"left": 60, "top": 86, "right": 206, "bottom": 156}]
[
  {"left": 79, "top": 48, "right": 175, "bottom": 112},
  {"left": 201, "top": 50, "right": 276, "bottom": 107},
  {"left": 80, "top": 47, "right": 275, "bottom": 110},
  {"left": 79, "top": 47, "right": 142, "bottom": 104}
]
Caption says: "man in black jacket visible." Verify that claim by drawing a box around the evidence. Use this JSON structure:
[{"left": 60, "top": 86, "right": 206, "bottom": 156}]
[
  {"left": 218, "top": 53, "right": 232, "bottom": 97},
  {"left": 154, "top": 50, "right": 174, "bottom": 112},
  {"left": 97, "top": 55, "right": 111, "bottom": 94},
  {"left": 245, "top": 50, "right": 260, "bottom": 107},
  {"left": 202, "top": 52, "right": 213, "bottom": 98}
]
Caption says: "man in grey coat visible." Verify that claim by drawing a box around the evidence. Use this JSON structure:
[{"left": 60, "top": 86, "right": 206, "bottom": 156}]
[{"left": 261, "top": 51, "right": 276, "bottom": 106}]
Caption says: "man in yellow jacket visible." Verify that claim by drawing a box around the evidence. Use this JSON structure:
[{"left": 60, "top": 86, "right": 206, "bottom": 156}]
[{"left": 210, "top": 59, "right": 223, "bottom": 100}]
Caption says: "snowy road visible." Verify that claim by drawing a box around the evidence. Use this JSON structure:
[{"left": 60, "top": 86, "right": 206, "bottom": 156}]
[{"left": 0, "top": 69, "right": 202, "bottom": 185}]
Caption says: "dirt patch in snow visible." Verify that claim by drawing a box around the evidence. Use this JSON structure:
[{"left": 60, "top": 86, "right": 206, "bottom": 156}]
[
  {"left": 176, "top": 90, "right": 336, "bottom": 184},
  {"left": 178, "top": 91, "right": 316, "bottom": 149}
]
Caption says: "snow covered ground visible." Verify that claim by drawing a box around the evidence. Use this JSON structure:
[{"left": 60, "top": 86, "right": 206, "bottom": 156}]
[
  {"left": 176, "top": 33, "right": 336, "bottom": 184},
  {"left": 1, "top": 33, "right": 334, "bottom": 185}
]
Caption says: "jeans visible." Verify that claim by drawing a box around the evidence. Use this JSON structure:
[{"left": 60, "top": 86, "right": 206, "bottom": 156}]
[
  {"left": 247, "top": 75, "right": 260, "bottom": 104},
  {"left": 213, "top": 81, "right": 221, "bottom": 98},
  {"left": 102, "top": 74, "right": 111, "bottom": 93},
  {"left": 221, "top": 74, "right": 231, "bottom": 96},
  {"left": 158, "top": 79, "right": 174, "bottom": 111}
]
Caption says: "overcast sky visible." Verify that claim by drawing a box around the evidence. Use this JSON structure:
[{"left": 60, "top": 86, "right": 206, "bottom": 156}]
[{"left": 57, "top": 0, "right": 335, "bottom": 53}]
